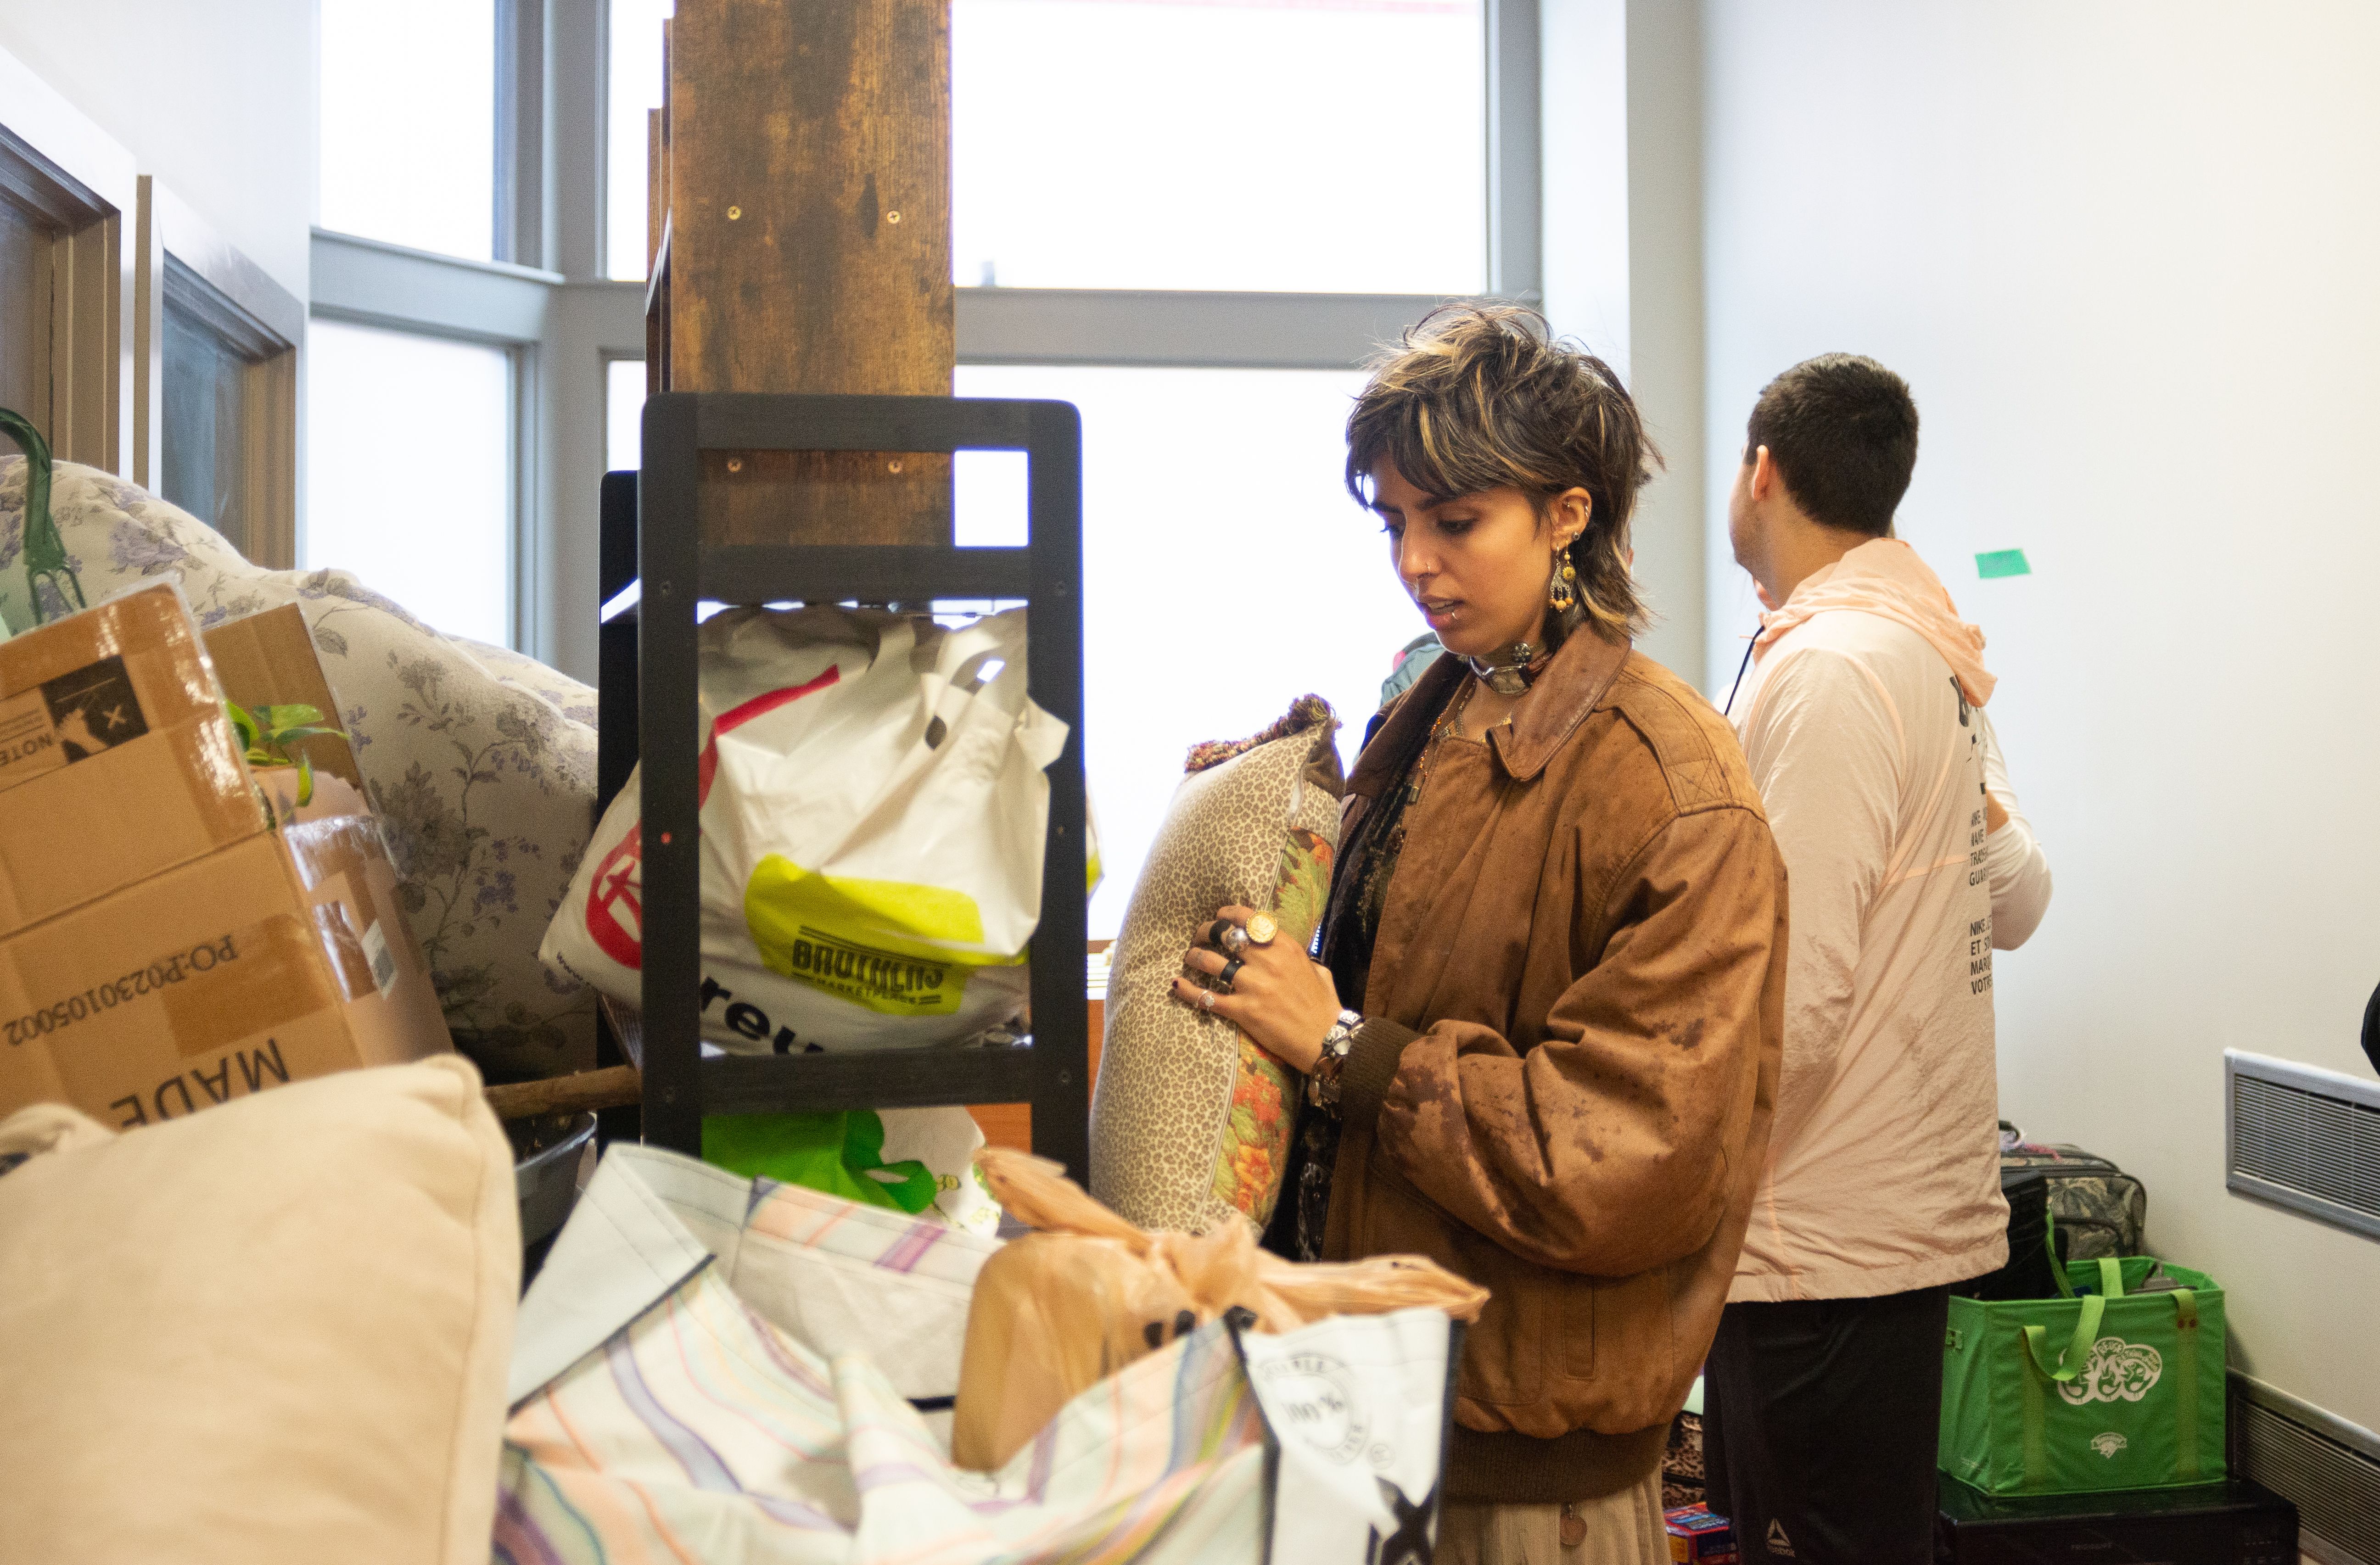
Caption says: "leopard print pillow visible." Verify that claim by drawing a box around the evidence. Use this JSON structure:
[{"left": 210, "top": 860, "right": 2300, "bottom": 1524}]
[{"left": 1090, "top": 698, "right": 1342, "bottom": 1234}]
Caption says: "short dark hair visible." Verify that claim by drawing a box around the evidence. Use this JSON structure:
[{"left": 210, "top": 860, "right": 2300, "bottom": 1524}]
[
  {"left": 1743, "top": 354, "right": 1919, "bottom": 537},
  {"left": 1346, "top": 303, "right": 1662, "bottom": 638}
]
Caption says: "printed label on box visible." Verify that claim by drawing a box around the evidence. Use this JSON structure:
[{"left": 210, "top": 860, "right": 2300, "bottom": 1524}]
[
  {"left": 0, "top": 655, "right": 151, "bottom": 793},
  {"left": 361, "top": 919, "right": 397, "bottom": 999}
]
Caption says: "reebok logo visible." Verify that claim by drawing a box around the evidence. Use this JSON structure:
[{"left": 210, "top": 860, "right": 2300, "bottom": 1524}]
[{"left": 1766, "top": 1519, "right": 1795, "bottom": 1557}]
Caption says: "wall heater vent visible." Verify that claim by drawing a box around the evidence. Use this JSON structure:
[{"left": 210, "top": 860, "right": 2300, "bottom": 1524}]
[
  {"left": 2225, "top": 1050, "right": 2380, "bottom": 1241},
  {"left": 2232, "top": 1374, "right": 2380, "bottom": 1565}
]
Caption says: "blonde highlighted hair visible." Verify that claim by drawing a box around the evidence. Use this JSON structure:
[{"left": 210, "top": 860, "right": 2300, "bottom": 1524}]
[{"left": 1345, "top": 303, "right": 1660, "bottom": 638}]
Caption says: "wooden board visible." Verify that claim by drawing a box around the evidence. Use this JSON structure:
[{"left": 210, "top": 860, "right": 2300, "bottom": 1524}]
[{"left": 664, "top": 0, "right": 954, "bottom": 547}]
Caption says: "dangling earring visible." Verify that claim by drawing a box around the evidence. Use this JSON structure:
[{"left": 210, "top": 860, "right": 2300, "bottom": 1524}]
[{"left": 1548, "top": 548, "right": 1580, "bottom": 617}]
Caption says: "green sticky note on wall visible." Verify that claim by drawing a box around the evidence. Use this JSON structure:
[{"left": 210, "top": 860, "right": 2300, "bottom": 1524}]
[{"left": 1975, "top": 548, "right": 2031, "bottom": 579}]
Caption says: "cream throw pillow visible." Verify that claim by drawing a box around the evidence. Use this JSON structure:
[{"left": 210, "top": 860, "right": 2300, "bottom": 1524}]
[
  {"left": 1090, "top": 698, "right": 1343, "bottom": 1235},
  {"left": 0, "top": 1056, "right": 517, "bottom": 1565}
]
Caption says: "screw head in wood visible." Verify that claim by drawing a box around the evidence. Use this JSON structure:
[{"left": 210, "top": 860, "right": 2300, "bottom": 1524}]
[
  {"left": 887, "top": 459, "right": 904, "bottom": 474},
  {"left": 886, "top": 210, "right": 902, "bottom": 225},
  {"left": 727, "top": 205, "right": 742, "bottom": 220},
  {"left": 726, "top": 457, "right": 743, "bottom": 473}
]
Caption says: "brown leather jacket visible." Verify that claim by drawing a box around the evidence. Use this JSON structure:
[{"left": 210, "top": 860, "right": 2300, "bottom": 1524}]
[{"left": 1322, "top": 628, "right": 1787, "bottom": 1505}]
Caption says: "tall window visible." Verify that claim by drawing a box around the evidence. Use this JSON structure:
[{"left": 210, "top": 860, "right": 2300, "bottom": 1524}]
[
  {"left": 318, "top": 0, "right": 499, "bottom": 261},
  {"left": 605, "top": 358, "right": 648, "bottom": 474},
  {"left": 940, "top": 0, "right": 1500, "bottom": 931},
  {"left": 304, "top": 320, "right": 515, "bottom": 647},
  {"left": 957, "top": 363, "right": 1399, "bottom": 932},
  {"left": 314, "top": 0, "right": 531, "bottom": 646},
  {"left": 606, "top": 0, "right": 673, "bottom": 279},
  {"left": 952, "top": 0, "right": 1485, "bottom": 292}
]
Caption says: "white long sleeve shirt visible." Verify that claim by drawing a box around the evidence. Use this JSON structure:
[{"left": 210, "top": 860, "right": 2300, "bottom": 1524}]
[
  {"left": 1978, "top": 708, "right": 2053, "bottom": 949},
  {"left": 1728, "top": 606, "right": 2048, "bottom": 1302}
]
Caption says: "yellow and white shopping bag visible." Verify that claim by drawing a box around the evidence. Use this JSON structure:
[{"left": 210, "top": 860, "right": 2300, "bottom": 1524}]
[{"left": 539, "top": 605, "right": 1069, "bottom": 1053}]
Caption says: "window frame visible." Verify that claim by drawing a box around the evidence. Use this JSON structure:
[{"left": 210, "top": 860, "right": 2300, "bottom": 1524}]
[
  {"left": 307, "top": 234, "right": 548, "bottom": 647},
  {"left": 134, "top": 178, "right": 305, "bottom": 569},
  {"left": 0, "top": 45, "right": 137, "bottom": 474},
  {"left": 309, "top": 0, "right": 1540, "bottom": 669}
]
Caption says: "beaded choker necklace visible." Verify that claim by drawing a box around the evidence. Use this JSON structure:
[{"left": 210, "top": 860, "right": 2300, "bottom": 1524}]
[{"left": 1462, "top": 641, "right": 1552, "bottom": 696}]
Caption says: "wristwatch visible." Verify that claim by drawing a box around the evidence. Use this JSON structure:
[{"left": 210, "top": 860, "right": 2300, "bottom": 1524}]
[{"left": 1308, "top": 1010, "right": 1364, "bottom": 1111}]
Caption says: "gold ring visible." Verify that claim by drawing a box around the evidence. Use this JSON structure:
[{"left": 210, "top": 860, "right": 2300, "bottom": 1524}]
[{"left": 1245, "top": 912, "right": 1279, "bottom": 947}]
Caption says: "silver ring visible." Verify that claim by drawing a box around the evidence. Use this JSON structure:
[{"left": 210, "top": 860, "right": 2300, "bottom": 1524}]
[
  {"left": 1219, "top": 925, "right": 1250, "bottom": 956},
  {"left": 1218, "top": 959, "right": 1244, "bottom": 990},
  {"left": 1200, "top": 989, "right": 1217, "bottom": 1012}
]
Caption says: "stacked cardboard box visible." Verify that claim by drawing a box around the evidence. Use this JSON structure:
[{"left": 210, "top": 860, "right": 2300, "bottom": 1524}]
[{"left": 0, "top": 584, "right": 451, "bottom": 1127}]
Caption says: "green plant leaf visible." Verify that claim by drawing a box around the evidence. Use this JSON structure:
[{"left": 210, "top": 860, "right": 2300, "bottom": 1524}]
[
  {"left": 296, "top": 753, "right": 314, "bottom": 806},
  {"left": 226, "top": 700, "right": 260, "bottom": 751},
  {"left": 258, "top": 704, "right": 325, "bottom": 732}
]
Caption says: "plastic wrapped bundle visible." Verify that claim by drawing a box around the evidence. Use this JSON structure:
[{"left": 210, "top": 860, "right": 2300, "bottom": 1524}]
[{"left": 952, "top": 1146, "right": 1488, "bottom": 1471}]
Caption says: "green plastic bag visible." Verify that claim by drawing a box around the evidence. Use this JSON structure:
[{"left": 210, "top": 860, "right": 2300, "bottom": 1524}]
[
  {"left": 1940, "top": 1237, "right": 2225, "bottom": 1496},
  {"left": 703, "top": 1110, "right": 941, "bottom": 1214},
  {"left": 698, "top": 1105, "right": 1003, "bottom": 1235}
]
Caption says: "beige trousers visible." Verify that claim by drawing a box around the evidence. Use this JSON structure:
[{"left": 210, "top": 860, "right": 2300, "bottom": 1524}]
[{"left": 1435, "top": 1466, "right": 1667, "bottom": 1565}]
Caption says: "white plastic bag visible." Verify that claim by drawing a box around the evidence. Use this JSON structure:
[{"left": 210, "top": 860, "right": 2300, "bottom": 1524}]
[{"left": 540, "top": 606, "right": 1068, "bottom": 1053}]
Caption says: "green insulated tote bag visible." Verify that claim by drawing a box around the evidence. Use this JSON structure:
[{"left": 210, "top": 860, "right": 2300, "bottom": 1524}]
[{"left": 1939, "top": 1246, "right": 2225, "bottom": 1497}]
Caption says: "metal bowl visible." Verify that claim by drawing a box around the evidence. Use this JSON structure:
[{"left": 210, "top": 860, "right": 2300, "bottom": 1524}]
[{"left": 509, "top": 1112, "right": 598, "bottom": 1249}]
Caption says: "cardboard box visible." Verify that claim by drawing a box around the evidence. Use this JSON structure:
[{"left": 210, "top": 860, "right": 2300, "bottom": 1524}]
[
  {"left": 0, "top": 583, "right": 268, "bottom": 939},
  {"left": 0, "top": 813, "right": 451, "bottom": 1127}
]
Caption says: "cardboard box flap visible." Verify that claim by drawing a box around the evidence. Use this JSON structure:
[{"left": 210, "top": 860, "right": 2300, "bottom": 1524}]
[{"left": 200, "top": 604, "right": 364, "bottom": 790}]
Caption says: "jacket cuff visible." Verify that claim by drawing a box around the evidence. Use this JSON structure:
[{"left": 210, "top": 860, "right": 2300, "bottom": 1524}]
[{"left": 1338, "top": 1017, "right": 1421, "bottom": 1140}]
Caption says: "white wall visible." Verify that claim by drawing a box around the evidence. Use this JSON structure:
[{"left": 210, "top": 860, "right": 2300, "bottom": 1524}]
[
  {"left": 1702, "top": 0, "right": 2380, "bottom": 1433},
  {"left": 0, "top": 0, "right": 314, "bottom": 300}
]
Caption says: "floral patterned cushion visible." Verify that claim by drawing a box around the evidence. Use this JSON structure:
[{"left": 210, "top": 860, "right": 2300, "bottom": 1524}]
[
  {"left": 0, "top": 458, "right": 596, "bottom": 1079},
  {"left": 1088, "top": 697, "right": 1343, "bottom": 1235}
]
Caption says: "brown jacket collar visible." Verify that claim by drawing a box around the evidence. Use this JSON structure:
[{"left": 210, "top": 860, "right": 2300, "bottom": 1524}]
[{"left": 1349, "top": 626, "right": 1634, "bottom": 797}]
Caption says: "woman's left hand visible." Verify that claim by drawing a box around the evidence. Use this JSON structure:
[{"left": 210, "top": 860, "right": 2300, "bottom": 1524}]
[{"left": 1171, "top": 905, "right": 1344, "bottom": 1073}]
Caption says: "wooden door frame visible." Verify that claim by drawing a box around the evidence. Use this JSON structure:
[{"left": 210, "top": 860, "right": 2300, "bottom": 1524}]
[{"left": 0, "top": 44, "right": 136, "bottom": 475}]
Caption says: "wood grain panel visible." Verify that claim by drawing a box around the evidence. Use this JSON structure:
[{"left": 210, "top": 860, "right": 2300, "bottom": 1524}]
[{"left": 666, "top": 0, "right": 954, "bottom": 546}]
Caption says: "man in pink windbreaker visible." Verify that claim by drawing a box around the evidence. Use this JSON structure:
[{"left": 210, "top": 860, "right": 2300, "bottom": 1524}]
[{"left": 1706, "top": 354, "right": 2053, "bottom": 1565}]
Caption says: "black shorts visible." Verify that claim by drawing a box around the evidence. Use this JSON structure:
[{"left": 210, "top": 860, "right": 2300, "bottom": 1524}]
[{"left": 1703, "top": 1283, "right": 1952, "bottom": 1565}]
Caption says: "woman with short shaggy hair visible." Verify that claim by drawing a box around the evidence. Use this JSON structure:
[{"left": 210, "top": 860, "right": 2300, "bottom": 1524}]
[{"left": 1176, "top": 306, "right": 1790, "bottom": 1564}]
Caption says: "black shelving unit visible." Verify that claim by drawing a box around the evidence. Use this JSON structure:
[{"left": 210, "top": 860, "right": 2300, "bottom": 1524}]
[{"left": 597, "top": 392, "right": 1089, "bottom": 1179}]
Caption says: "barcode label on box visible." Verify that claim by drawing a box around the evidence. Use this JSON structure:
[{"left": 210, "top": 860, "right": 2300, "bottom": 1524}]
[{"left": 362, "top": 921, "right": 397, "bottom": 999}]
